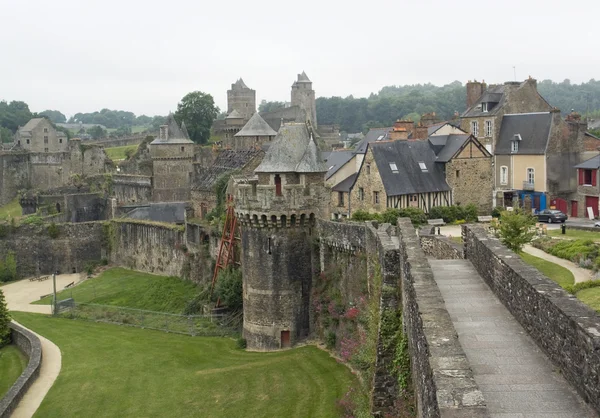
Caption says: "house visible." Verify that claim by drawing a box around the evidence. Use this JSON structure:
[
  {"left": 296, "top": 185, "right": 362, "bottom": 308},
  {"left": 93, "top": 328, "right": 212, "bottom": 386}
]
[
  {"left": 350, "top": 140, "right": 451, "bottom": 214},
  {"left": 15, "top": 118, "right": 68, "bottom": 153},
  {"left": 226, "top": 112, "right": 277, "bottom": 151},
  {"left": 460, "top": 78, "right": 553, "bottom": 154},
  {"left": 574, "top": 155, "right": 600, "bottom": 218}
]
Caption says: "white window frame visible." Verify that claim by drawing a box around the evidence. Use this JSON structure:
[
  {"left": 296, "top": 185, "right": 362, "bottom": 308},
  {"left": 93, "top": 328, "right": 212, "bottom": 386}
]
[
  {"left": 511, "top": 140, "right": 519, "bottom": 153},
  {"left": 527, "top": 168, "right": 535, "bottom": 184},
  {"left": 500, "top": 166, "right": 508, "bottom": 185},
  {"left": 485, "top": 120, "right": 493, "bottom": 137},
  {"left": 482, "top": 103, "right": 488, "bottom": 112},
  {"left": 389, "top": 162, "right": 398, "bottom": 173},
  {"left": 471, "top": 121, "right": 479, "bottom": 137}
]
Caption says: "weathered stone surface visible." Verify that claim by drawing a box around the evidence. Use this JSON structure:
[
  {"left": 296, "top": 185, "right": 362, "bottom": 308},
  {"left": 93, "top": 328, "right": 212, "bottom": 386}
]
[{"left": 420, "top": 233, "right": 464, "bottom": 259}]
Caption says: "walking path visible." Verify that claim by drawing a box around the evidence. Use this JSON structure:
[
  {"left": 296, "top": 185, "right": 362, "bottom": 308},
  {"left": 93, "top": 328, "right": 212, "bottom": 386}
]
[
  {"left": 1, "top": 274, "right": 80, "bottom": 417},
  {"left": 429, "top": 259, "right": 597, "bottom": 417}
]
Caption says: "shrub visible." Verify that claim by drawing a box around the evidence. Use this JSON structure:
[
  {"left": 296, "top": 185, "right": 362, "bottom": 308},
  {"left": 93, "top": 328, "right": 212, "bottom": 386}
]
[
  {"left": 0, "top": 251, "right": 18, "bottom": 282},
  {"left": 325, "top": 331, "right": 337, "bottom": 349},
  {"left": 0, "top": 223, "right": 7, "bottom": 238},
  {"left": 464, "top": 204, "right": 478, "bottom": 222},
  {"left": 47, "top": 222, "right": 60, "bottom": 239},
  {"left": 214, "top": 268, "right": 243, "bottom": 311},
  {"left": 497, "top": 209, "right": 536, "bottom": 253},
  {"left": 0, "top": 289, "right": 10, "bottom": 347},
  {"left": 236, "top": 337, "right": 247, "bottom": 349},
  {"left": 491, "top": 206, "right": 504, "bottom": 218},
  {"left": 429, "top": 205, "right": 469, "bottom": 223},
  {"left": 183, "top": 290, "right": 209, "bottom": 315},
  {"left": 564, "top": 279, "right": 600, "bottom": 295},
  {"left": 351, "top": 208, "right": 426, "bottom": 227},
  {"left": 22, "top": 215, "right": 43, "bottom": 225}
]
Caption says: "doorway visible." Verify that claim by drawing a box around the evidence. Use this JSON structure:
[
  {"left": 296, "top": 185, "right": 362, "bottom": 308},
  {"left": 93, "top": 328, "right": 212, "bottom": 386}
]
[
  {"left": 274, "top": 175, "right": 282, "bottom": 196},
  {"left": 280, "top": 330, "right": 291, "bottom": 348},
  {"left": 571, "top": 200, "right": 578, "bottom": 217}
]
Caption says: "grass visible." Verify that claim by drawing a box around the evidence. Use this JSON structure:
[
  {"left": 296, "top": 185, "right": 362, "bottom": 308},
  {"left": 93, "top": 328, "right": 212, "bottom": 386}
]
[
  {"left": 548, "top": 228, "right": 600, "bottom": 242},
  {"left": 0, "top": 198, "right": 22, "bottom": 221},
  {"left": 575, "top": 287, "right": 600, "bottom": 312},
  {"left": 449, "top": 236, "right": 463, "bottom": 244},
  {"left": 103, "top": 144, "right": 139, "bottom": 162},
  {"left": 33, "top": 268, "right": 200, "bottom": 314},
  {"left": 11, "top": 312, "right": 357, "bottom": 418},
  {"left": 0, "top": 344, "right": 27, "bottom": 398},
  {"left": 519, "top": 252, "right": 575, "bottom": 288}
]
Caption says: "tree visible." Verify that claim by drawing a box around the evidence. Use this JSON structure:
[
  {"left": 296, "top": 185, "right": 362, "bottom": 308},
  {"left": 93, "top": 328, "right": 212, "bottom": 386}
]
[
  {"left": 87, "top": 125, "right": 106, "bottom": 139},
  {"left": 0, "top": 126, "right": 13, "bottom": 143},
  {"left": 38, "top": 110, "right": 66, "bottom": 123},
  {"left": 174, "top": 91, "right": 219, "bottom": 144},
  {"left": 497, "top": 209, "right": 536, "bottom": 253},
  {"left": 214, "top": 268, "right": 242, "bottom": 311},
  {"left": 0, "top": 289, "right": 10, "bottom": 348},
  {"left": 258, "top": 100, "right": 287, "bottom": 113}
]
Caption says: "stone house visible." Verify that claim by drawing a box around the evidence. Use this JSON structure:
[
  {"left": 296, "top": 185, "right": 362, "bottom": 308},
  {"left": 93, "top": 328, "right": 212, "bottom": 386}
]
[
  {"left": 149, "top": 115, "right": 194, "bottom": 202},
  {"left": 460, "top": 78, "right": 553, "bottom": 154},
  {"left": 15, "top": 118, "right": 68, "bottom": 153},
  {"left": 573, "top": 155, "right": 600, "bottom": 218},
  {"left": 190, "top": 149, "right": 263, "bottom": 218},
  {"left": 225, "top": 112, "right": 277, "bottom": 151}
]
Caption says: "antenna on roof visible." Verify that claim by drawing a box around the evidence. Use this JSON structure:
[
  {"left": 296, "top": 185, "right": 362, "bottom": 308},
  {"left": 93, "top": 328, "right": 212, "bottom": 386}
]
[{"left": 513, "top": 66, "right": 517, "bottom": 81}]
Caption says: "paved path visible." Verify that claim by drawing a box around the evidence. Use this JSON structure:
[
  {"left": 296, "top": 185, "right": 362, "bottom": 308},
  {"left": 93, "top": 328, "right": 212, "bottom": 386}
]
[
  {"left": 523, "top": 244, "right": 592, "bottom": 284},
  {"left": 1, "top": 274, "right": 80, "bottom": 417},
  {"left": 429, "top": 259, "right": 597, "bottom": 418}
]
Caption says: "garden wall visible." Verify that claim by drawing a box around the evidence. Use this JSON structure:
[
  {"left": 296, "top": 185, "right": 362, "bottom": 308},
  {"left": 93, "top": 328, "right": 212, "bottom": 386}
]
[
  {"left": 419, "top": 232, "right": 464, "bottom": 259},
  {"left": 0, "top": 323, "right": 42, "bottom": 418},
  {"left": 464, "top": 224, "right": 600, "bottom": 413},
  {"left": 0, "top": 222, "right": 104, "bottom": 277},
  {"left": 398, "top": 218, "right": 487, "bottom": 417}
]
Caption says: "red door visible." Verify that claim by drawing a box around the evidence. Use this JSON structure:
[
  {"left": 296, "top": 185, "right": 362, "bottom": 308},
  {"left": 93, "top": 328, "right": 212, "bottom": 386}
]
[
  {"left": 585, "top": 196, "right": 599, "bottom": 218},
  {"left": 274, "top": 175, "right": 282, "bottom": 196},
  {"left": 281, "top": 330, "right": 291, "bottom": 348},
  {"left": 571, "top": 200, "right": 578, "bottom": 217}
]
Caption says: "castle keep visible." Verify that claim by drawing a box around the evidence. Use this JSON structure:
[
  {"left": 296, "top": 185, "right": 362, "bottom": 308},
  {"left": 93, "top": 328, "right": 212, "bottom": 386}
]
[{"left": 232, "top": 122, "right": 329, "bottom": 350}]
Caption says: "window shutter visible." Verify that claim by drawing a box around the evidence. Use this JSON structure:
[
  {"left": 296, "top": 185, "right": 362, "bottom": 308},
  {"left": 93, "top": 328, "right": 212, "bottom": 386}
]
[
  {"left": 593, "top": 170, "right": 597, "bottom": 187},
  {"left": 579, "top": 169, "right": 583, "bottom": 185}
]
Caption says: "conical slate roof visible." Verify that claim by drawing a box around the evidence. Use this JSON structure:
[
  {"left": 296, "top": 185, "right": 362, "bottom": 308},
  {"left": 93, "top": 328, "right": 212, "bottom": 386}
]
[
  {"left": 255, "top": 123, "right": 327, "bottom": 173},
  {"left": 234, "top": 113, "right": 277, "bottom": 137},
  {"left": 226, "top": 109, "right": 244, "bottom": 119},
  {"left": 232, "top": 78, "right": 249, "bottom": 90},
  {"left": 150, "top": 114, "right": 193, "bottom": 144},
  {"left": 297, "top": 71, "right": 311, "bottom": 82}
]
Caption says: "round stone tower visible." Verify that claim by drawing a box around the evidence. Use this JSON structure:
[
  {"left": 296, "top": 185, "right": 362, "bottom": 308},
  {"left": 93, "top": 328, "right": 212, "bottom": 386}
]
[{"left": 232, "top": 122, "right": 329, "bottom": 350}]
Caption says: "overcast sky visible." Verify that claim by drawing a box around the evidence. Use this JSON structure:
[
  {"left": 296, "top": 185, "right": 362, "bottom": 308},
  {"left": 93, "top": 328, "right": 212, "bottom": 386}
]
[{"left": 1, "top": 0, "right": 598, "bottom": 118}]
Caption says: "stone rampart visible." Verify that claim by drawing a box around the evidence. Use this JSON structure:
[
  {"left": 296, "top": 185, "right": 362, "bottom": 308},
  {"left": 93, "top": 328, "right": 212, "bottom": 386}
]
[
  {"left": 88, "top": 135, "right": 148, "bottom": 148},
  {"left": 419, "top": 231, "right": 464, "bottom": 259},
  {"left": 0, "top": 323, "right": 42, "bottom": 418},
  {"left": 0, "top": 152, "right": 31, "bottom": 205},
  {"left": 464, "top": 224, "right": 600, "bottom": 413},
  {"left": 399, "top": 219, "right": 487, "bottom": 417}
]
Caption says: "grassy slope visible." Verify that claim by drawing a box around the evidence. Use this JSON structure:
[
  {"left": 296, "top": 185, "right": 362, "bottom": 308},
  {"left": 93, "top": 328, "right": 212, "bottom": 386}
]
[
  {"left": 576, "top": 288, "right": 600, "bottom": 312},
  {"left": 103, "top": 144, "right": 139, "bottom": 162},
  {"left": 0, "top": 198, "right": 22, "bottom": 221},
  {"left": 34, "top": 268, "right": 199, "bottom": 314},
  {"left": 547, "top": 229, "right": 600, "bottom": 242},
  {"left": 519, "top": 252, "right": 575, "bottom": 288},
  {"left": 0, "top": 344, "right": 27, "bottom": 398},
  {"left": 12, "top": 312, "right": 356, "bottom": 418}
]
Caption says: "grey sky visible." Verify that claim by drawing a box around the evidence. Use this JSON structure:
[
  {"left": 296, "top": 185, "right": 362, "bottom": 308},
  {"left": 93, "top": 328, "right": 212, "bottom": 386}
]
[{"left": 1, "top": 0, "right": 598, "bottom": 118}]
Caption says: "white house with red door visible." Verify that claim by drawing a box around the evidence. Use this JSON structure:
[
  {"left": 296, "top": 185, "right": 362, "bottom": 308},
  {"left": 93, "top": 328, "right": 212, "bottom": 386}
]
[{"left": 574, "top": 155, "right": 600, "bottom": 218}]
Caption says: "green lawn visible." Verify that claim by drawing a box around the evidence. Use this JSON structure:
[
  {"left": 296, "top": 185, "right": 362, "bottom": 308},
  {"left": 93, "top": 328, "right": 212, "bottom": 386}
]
[
  {"left": 0, "top": 198, "right": 22, "bottom": 221},
  {"left": 11, "top": 312, "right": 357, "bottom": 418},
  {"left": 449, "top": 236, "right": 463, "bottom": 244},
  {"left": 34, "top": 268, "right": 199, "bottom": 314},
  {"left": 519, "top": 252, "right": 575, "bottom": 288},
  {"left": 103, "top": 144, "right": 139, "bottom": 162},
  {"left": 0, "top": 344, "right": 27, "bottom": 398},
  {"left": 547, "top": 228, "right": 600, "bottom": 242},
  {"left": 575, "top": 287, "right": 600, "bottom": 312}
]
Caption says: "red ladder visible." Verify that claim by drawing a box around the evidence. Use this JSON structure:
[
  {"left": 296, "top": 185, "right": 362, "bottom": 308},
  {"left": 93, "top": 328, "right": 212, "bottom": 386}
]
[{"left": 210, "top": 196, "right": 238, "bottom": 302}]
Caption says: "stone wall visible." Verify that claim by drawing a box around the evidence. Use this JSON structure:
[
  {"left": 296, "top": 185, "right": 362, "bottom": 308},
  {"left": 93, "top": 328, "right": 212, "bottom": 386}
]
[
  {"left": 0, "top": 152, "right": 30, "bottom": 205},
  {"left": 350, "top": 148, "right": 387, "bottom": 214},
  {"left": 111, "top": 175, "right": 152, "bottom": 204},
  {"left": 398, "top": 218, "right": 487, "bottom": 417},
  {"left": 0, "top": 222, "right": 104, "bottom": 277},
  {"left": 464, "top": 224, "right": 600, "bottom": 413},
  {"left": 0, "top": 323, "right": 42, "bottom": 418},
  {"left": 419, "top": 232, "right": 464, "bottom": 259},
  {"left": 88, "top": 135, "right": 148, "bottom": 148}
]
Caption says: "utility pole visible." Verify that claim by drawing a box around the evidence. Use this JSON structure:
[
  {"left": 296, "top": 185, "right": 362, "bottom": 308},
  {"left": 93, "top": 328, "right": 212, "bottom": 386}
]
[{"left": 52, "top": 272, "right": 57, "bottom": 315}]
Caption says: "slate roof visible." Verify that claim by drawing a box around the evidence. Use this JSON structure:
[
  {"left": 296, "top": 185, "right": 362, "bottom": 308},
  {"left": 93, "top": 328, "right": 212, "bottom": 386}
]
[
  {"left": 234, "top": 113, "right": 277, "bottom": 137},
  {"left": 462, "top": 84, "right": 507, "bottom": 117},
  {"left": 427, "top": 121, "right": 465, "bottom": 136},
  {"left": 255, "top": 122, "right": 328, "bottom": 173},
  {"left": 324, "top": 150, "right": 354, "bottom": 180},
  {"left": 428, "top": 134, "right": 471, "bottom": 162},
  {"left": 192, "top": 149, "right": 262, "bottom": 191},
  {"left": 575, "top": 155, "right": 600, "bottom": 169},
  {"left": 124, "top": 202, "right": 188, "bottom": 224},
  {"left": 353, "top": 127, "right": 393, "bottom": 154},
  {"left": 332, "top": 173, "right": 358, "bottom": 192},
  {"left": 495, "top": 112, "right": 552, "bottom": 155},
  {"left": 226, "top": 109, "right": 244, "bottom": 119},
  {"left": 150, "top": 114, "right": 193, "bottom": 145},
  {"left": 370, "top": 141, "right": 450, "bottom": 196},
  {"left": 232, "top": 78, "right": 249, "bottom": 90},
  {"left": 20, "top": 118, "right": 44, "bottom": 132},
  {"left": 297, "top": 71, "right": 311, "bottom": 82}
]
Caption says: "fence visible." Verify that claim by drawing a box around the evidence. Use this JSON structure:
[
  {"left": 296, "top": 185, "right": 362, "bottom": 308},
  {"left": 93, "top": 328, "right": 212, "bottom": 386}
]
[{"left": 56, "top": 300, "right": 242, "bottom": 337}]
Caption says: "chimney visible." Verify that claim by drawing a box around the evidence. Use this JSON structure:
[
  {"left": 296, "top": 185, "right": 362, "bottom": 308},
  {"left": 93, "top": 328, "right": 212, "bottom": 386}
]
[
  {"left": 159, "top": 125, "right": 168, "bottom": 141},
  {"left": 390, "top": 119, "right": 413, "bottom": 140},
  {"left": 466, "top": 80, "right": 487, "bottom": 109}
]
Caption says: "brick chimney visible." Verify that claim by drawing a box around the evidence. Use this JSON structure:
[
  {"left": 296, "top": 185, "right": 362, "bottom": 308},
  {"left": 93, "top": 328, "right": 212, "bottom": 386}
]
[
  {"left": 466, "top": 80, "right": 487, "bottom": 109},
  {"left": 390, "top": 119, "right": 413, "bottom": 140}
]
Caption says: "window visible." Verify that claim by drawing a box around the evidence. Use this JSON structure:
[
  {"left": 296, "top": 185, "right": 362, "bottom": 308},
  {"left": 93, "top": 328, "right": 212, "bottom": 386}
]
[
  {"left": 500, "top": 166, "right": 508, "bottom": 185},
  {"left": 389, "top": 162, "right": 398, "bottom": 173},
  {"left": 418, "top": 161, "right": 428, "bottom": 172},
  {"left": 584, "top": 169, "right": 593, "bottom": 185},
  {"left": 338, "top": 192, "right": 344, "bottom": 207},
  {"left": 59, "top": 138, "right": 63, "bottom": 144},
  {"left": 358, "top": 187, "right": 364, "bottom": 201},
  {"left": 373, "top": 191, "right": 380, "bottom": 204},
  {"left": 482, "top": 103, "right": 488, "bottom": 112},
  {"left": 485, "top": 120, "right": 493, "bottom": 137},
  {"left": 485, "top": 144, "right": 492, "bottom": 154},
  {"left": 274, "top": 174, "right": 282, "bottom": 196},
  {"left": 366, "top": 164, "right": 371, "bottom": 174},
  {"left": 471, "top": 121, "right": 479, "bottom": 137},
  {"left": 527, "top": 168, "right": 535, "bottom": 184},
  {"left": 43, "top": 128, "right": 48, "bottom": 133},
  {"left": 410, "top": 195, "right": 418, "bottom": 202},
  {"left": 456, "top": 170, "right": 460, "bottom": 178},
  {"left": 376, "top": 135, "right": 384, "bottom": 141},
  {"left": 44, "top": 148, "right": 48, "bottom": 152},
  {"left": 580, "top": 169, "right": 597, "bottom": 187},
  {"left": 511, "top": 140, "right": 519, "bottom": 153},
  {"left": 181, "top": 146, "right": 184, "bottom": 152},
  {"left": 44, "top": 136, "right": 48, "bottom": 144},
  {"left": 26, "top": 139, "right": 30, "bottom": 144}
]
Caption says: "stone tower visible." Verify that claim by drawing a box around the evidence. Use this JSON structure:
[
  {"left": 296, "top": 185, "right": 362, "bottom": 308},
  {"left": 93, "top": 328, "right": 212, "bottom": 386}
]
[
  {"left": 291, "top": 72, "right": 318, "bottom": 129},
  {"left": 149, "top": 115, "right": 195, "bottom": 202},
  {"left": 232, "top": 122, "right": 329, "bottom": 350},
  {"left": 227, "top": 78, "right": 256, "bottom": 120}
]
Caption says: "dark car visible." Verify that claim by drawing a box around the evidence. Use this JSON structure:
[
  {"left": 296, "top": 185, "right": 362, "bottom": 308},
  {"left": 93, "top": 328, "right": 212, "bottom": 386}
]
[{"left": 536, "top": 209, "right": 568, "bottom": 223}]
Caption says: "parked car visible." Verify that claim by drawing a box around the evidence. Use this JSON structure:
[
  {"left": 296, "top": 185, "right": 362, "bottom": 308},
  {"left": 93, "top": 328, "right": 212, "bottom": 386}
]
[{"left": 536, "top": 209, "right": 567, "bottom": 223}]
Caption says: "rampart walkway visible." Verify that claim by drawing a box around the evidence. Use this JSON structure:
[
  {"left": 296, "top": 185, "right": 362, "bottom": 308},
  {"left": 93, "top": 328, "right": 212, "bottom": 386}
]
[{"left": 429, "top": 259, "right": 596, "bottom": 417}]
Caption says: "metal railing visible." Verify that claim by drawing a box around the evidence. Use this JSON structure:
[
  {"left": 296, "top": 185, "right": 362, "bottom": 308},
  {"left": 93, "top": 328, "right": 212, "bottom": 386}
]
[{"left": 522, "top": 181, "right": 535, "bottom": 191}]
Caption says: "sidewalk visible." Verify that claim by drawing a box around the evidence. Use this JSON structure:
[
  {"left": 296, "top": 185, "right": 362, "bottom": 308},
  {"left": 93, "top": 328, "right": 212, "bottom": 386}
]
[{"left": 522, "top": 244, "right": 592, "bottom": 284}]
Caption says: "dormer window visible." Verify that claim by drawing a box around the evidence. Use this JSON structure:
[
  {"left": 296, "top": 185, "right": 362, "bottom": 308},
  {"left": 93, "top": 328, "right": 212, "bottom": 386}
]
[
  {"left": 511, "top": 140, "right": 519, "bottom": 153},
  {"left": 389, "top": 162, "right": 398, "bottom": 173},
  {"left": 482, "top": 102, "right": 488, "bottom": 112}
]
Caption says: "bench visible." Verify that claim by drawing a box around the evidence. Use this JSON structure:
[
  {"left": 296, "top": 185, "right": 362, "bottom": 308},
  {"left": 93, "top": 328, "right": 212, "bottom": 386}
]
[
  {"left": 64, "top": 281, "right": 75, "bottom": 289},
  {"left": 29, "top": 275, "right": 50, "bottom": 282},
  {"left": 427, "top": 219, "right": 445, "bottom": 226},
  {"left": 477, "top": 215, "right": 493, "bottom": 223}
]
